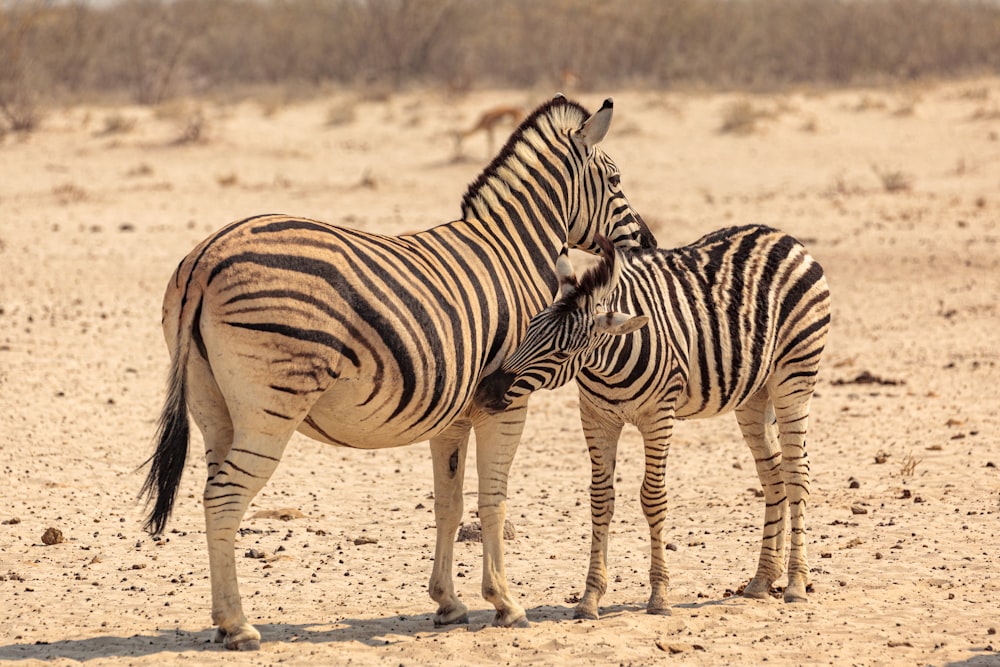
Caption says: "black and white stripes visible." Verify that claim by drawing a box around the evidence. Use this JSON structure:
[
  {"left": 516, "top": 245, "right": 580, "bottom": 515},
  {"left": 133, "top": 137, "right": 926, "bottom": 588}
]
[
  {"left": 139, "top": 95, "right": 655, "bottom": 650},
  {"left": 476, "top": 224, "right": 830, "bottom": 618}
]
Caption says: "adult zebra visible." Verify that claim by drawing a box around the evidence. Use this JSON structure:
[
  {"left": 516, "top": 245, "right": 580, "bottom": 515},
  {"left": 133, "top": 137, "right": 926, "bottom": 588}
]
[
  {"left": 476, "top": 225, "right": 830, "bottom": 619},
  {"left": 139, "top": 95, "right": 656, "bottom": 650}
]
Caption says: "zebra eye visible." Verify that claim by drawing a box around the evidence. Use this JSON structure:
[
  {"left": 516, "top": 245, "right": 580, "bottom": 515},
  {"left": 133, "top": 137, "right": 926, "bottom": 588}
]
[{"left": 608, "top": 174, "right": 621, "bottom": 188}]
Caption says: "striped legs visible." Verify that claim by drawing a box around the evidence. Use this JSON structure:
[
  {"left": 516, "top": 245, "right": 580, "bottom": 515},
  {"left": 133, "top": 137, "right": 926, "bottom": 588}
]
[
  {"left": 203, "top": 425, "right": 293, "bottom": 650},
  {"left": 473, "top": 405, "right": 530, "bottom": 627},
  {"left": 428, "top": 421, "right": 471, "bottom": 626},
  {"left": 735, "top": 393, "right": 787, "bottom": 598},
  {"left": 774, "top": 396, "right": 812, "bottom": 602},
  {"left": 637, "top": 417, "right": 674, "bottom": 616},
  {"left": 574, "top": 397, "right": 624, "bottom": 620}
]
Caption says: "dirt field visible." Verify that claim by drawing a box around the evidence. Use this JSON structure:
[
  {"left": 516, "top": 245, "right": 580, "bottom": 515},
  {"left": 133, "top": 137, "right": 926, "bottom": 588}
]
[{"left": 1, "top": 81, "right": 998, "bottom": 666}]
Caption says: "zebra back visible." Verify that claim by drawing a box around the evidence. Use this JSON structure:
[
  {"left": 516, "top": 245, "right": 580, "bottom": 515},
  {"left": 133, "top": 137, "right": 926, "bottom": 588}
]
[{"left": 479, "top": 224, "right": 830, "bottom": 419}]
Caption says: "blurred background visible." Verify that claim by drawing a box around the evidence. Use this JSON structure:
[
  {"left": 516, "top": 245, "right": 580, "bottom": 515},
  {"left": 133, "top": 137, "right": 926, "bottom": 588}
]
[{"left": 2, "top": 0, "right": 1000, "bottom": 129}]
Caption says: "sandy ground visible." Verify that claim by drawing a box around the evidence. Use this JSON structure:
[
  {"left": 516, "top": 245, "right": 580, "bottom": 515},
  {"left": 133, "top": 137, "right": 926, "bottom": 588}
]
[{"left": 1, "top": 81, "right": 998, "bottom": 666}]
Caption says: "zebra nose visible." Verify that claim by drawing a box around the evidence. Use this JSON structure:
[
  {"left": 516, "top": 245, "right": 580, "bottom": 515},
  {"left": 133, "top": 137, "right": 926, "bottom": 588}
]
[
  {"left": 633, "top": 211, "right": 658, "bottom": 249},
  {"left": 474, "top": 368, "right": 515, "bottom": 414}
]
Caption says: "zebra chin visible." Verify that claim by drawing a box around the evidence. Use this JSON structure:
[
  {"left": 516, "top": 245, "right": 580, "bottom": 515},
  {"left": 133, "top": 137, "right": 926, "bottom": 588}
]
[{"left": 473, "top": 368, "right": 515, "bottom": 414}]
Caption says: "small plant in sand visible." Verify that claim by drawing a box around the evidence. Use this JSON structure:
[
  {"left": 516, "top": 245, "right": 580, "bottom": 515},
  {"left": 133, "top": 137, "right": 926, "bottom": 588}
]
[
  {"left": 718, "top": 99, "right": 771, "bottom": 135},
  {"left": 98, "top": 112, "right": 137, "bottom": 136},
  {"left": 216, "top": 172, "right": 238, "bottom": 187},
  {"left": 52, "top": 183, "right": 87, "bottom": 204},
  {"left": 871, "top": 163, "right": 913, "bottom": 193},
  {"left": 0, "top": 90, "right": 43, "bottom": 134},
  {"left": 325, "top": 100, "right": 357, "bottom": 127},
  {"left": 170, "top": 108, "right": 207, "bottom": 145},
  {"left": 899, "top": 451, "right": 920, "bottom": 477}
]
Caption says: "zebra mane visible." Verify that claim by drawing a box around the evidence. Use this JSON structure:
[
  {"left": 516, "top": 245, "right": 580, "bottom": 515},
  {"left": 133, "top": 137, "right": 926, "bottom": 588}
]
[
  {"left": 460, "top": 96, "right": 589, "bottom": 220},
  {"left": 554, "top": 235, "right": 617, "bottom": 314}
]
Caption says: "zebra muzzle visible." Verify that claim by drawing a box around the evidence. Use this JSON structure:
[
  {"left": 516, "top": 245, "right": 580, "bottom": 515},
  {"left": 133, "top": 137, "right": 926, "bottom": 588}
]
[{"left": 474, "top": 368, "right": 515, "bottom": 414}]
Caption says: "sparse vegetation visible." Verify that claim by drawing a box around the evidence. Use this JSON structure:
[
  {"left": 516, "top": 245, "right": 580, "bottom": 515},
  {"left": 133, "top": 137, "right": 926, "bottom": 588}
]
[
  {"left": 719, "top": 99, "right": 773, "bottom": 135},
  {"left": 900, "top": 451, "right": 921, "bottom": 477},
  {"left": 97, "top": 112, "right": 137, "bottom": 136},
  {"left": 871, "top": 163, "right": 914, "bottom": 193},
  {"left": 0, "top": 0, "right": 999, "bottom": 125}
]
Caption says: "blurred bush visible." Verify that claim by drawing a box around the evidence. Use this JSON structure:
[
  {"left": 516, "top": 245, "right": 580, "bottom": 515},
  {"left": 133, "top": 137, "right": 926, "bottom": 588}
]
[{"left": 1, "top": 0, "right": 1000, "bottom": 111}]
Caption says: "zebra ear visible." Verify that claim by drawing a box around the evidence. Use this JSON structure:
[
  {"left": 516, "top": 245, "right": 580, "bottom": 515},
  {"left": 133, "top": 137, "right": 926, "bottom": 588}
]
[
  {"left": 594, "top": 312, "right": 648, "bottom": 336},
  {"left": 575, "top": 98, "right": 613, "bottom": 155},
  {"left": 556, "top": 249, "right": 578, "bottom": 299}
]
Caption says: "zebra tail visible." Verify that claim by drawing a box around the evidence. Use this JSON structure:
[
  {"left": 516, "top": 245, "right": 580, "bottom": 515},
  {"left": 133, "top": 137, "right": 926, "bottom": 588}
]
[{"left": 138, "top": 299, "right": 196, "bottom": 537}]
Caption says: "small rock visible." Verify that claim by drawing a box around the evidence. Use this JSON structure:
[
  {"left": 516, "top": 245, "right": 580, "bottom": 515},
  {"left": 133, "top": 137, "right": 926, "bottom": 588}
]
[
  {"left": 2, "top": 517, "right": 20, "bottom": 525},
  {"left": 353, "top": 536, "right": 378, "bottom": 546},
  {"left": 848, "top": 477, "right": 861, "bottom": 489},
  {"left": 851, "top": 505, "right": 868, "bottom": 515},
  {"left": 41, "top": 527, "right": 64, "bottom": 545},
  {"left": 244, "top": 548, "right": 266, "bottom": 559}
]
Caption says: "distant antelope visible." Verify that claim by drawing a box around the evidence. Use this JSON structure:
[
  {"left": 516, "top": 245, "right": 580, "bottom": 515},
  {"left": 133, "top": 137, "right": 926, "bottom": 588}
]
[
  {"left": 454, "top": 105, "right": 526, "bottom": 158},
  {"left": 140, "top": 95, "right": 656, "bottom": 650},
  {"left": 476, "top": 226, "right": 830, "bottom": 619}
]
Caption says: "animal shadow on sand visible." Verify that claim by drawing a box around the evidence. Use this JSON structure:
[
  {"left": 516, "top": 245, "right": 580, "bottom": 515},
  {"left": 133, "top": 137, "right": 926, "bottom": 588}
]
[{"left": 0, "top": 604, "right": 610, "bottom": 660}]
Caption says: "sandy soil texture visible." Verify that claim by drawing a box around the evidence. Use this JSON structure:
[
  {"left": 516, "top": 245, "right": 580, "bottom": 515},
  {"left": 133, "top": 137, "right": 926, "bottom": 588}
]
[{"left": 1, "top": 81, "right": 998, "bottom": 666}]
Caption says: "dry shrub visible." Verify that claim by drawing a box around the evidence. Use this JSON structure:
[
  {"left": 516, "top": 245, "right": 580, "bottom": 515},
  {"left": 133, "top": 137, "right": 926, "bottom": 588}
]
[
  {"left": 3, "top": 0, "right": 1000, "bottom": 108},
  {"left": 719, "top": 99, "right": 773, "bottom": 135},
  {"left": 871, "top": 163, "right": 914, "bottom": 193},
  {"left": 326, "top": 100, "right": 358, "bottom": 127},
  {"left": 52, "top": 183, "right": 87, "bottom": 205},
  {"left": 97, "top": 112, "right": 137, "bottom": 136},
  {"left": 171, "top": 109, "right": 206, "bottom": 145}
]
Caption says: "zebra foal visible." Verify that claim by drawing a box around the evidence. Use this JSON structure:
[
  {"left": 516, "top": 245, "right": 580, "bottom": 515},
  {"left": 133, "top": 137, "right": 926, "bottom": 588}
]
[
  {"left": 476, "top": 225, "right": 830, "bottom": 619},
  {"left": 139, "top": 95, "right": 656, "bottom": 650}
]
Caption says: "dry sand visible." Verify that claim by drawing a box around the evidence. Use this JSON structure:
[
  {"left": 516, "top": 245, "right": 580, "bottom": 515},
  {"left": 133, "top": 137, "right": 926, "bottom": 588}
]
[{"left": 1, "top": 81, "right": 998, "bottom": 666}]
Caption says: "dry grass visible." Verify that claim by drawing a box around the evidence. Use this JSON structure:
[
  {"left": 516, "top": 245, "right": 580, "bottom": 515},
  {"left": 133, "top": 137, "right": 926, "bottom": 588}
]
[
  {"left": 719, "top": 99, "right": 774, "bottom": 135},
  {"left": 0, "top": 0, "right": 998, "bottom": 125},
  {"left": 871, "top": 163, "right": 915, "bottom": 193}
]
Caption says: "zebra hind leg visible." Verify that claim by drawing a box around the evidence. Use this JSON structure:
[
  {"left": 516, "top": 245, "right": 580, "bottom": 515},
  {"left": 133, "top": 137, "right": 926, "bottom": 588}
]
[
  {"left": 773, "top": 394, "right": 813, "bottom": 603},
  {"left": 428, "top": 421, "right": 472, "bottom": 626},
  {"left": 203, "top": 425, "right": 295, "bottom": 650},
  {"left": 735, "top": 393, "right": 787, "bottom": 599}
]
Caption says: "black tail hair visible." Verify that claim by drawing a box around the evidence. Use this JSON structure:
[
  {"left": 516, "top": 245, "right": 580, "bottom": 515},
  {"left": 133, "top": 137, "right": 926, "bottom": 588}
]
[{"left": 138, "top": 352, "right": 190, "bottom": 537}]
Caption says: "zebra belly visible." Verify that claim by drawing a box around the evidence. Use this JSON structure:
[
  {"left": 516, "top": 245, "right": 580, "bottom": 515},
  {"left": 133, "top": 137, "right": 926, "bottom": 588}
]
[
  {"left": 296, "top": 381, "right": 461, "bottom": 449},
  {"left": 674, "top": 373, "right": 769, "bottom": 420}
]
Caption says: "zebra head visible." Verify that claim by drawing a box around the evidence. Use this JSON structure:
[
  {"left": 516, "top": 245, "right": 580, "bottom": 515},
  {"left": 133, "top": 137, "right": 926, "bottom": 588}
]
[
  {"left": 566, "top": 97, "right": 657, "bottom": 253},
  {"left": 474, "top": 237, "right": 649, "bottom": 413}
]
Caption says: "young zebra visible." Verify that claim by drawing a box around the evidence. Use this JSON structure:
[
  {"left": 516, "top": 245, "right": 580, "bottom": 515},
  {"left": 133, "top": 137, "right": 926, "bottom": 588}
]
[
  {"left": 475, "top": 225, "right": 830, "bottom": 619},
  {"left": 139, "top": 95, "right": 656, "bottom": 650}
]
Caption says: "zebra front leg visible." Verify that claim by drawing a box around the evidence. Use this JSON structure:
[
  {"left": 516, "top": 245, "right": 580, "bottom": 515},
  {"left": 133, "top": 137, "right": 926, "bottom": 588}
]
[
  {"left": 735, "top": 395, "right": 786, "bottom": 599},
  {"left": 204, "top": 428, "right": 291, "bottom": 650},
  {"left": 428, "top": 421, "right": 472, "bottom": 626},
  {"left": 637, "top": 417, "right": 674, "bottom": 616},
  {"left": 574, "top": 399, "right": 623, "bottom": 620},
  {"left": 473, "top": 406, "right": 529, "bottom": 628},
  {"left": 774, "top": 397, "right": 812, "bottom": 603}
]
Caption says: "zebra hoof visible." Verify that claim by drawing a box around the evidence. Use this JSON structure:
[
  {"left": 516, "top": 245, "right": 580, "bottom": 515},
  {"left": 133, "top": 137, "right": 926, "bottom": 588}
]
[
  {"left": 434, "top": 605, "right": 470, "bottom": 626},
  {"left": 646, "top": 606, "right": 672, "bottom": 616},
  {"left": 783, "top": 588, "right": 809, "bottom": 603},
  {"left": 742, "top": 576, "right": 775, "bottom": 599},
  {"left": 783, "top": 578, "right": 809, "bottom": 603},
  {"left": 492, "top": 610, "right": 530, "bottom": 628},
  {"left": 216, "top": 626, "right": 262, "bottom": 651},
  {"left": 573, "top": 605, "right": 599, "bottom": 621}
]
